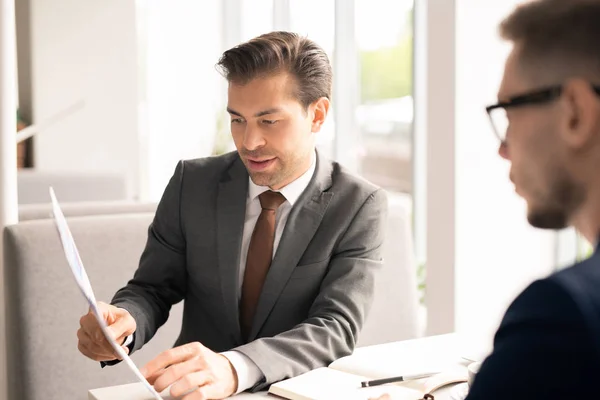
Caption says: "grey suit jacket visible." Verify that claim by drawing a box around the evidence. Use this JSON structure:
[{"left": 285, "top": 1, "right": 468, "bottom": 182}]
[{"left": 111, "top": 150, "right": 388, "bottom": 391}]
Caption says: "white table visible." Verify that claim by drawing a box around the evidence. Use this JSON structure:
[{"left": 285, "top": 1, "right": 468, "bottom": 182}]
[
  {"left": 88, "top": 383, "right": 272, "bottom": 399},
  {"left": 89, "top": 383, "right": 462, "bottom": 400},
  {"left": 89, "top": 334, "right": 474, "bottom": 400}
]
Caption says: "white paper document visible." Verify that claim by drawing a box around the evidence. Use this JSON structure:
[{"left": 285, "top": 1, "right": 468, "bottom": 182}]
[{"left": 49, "top": 187, "right": 164, "bottom": 400}]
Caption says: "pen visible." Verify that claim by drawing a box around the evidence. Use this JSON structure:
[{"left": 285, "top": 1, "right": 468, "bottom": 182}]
[{"left": 360, "top": 372, "right": 438, "bottom": 388}]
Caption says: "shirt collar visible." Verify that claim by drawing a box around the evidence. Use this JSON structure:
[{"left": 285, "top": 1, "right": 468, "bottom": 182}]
[{"left": 247, "top": 151, "right": 316, "bottom": 207}]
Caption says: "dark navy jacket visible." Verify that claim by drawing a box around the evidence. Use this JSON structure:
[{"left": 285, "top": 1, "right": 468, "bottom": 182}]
[{"left": 467, "top": 242, "right": 600, "bottom": 399}]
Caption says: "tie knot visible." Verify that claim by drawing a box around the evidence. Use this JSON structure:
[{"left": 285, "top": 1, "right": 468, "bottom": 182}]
[{"left": 258, "top": 190, "right": 286, "bottom": 210}]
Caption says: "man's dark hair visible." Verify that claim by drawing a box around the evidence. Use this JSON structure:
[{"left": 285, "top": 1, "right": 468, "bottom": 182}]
[
  {"left": 216, "top": 31, "right": 332, "bottom": 109},
  {"left": 500, "top": 0, "right": 600, "bottom": 81}
]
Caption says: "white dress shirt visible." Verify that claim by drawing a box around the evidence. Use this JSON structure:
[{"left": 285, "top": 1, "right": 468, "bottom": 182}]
[{"left": 222, "top": 152, "right": 316, "bottom": 393}]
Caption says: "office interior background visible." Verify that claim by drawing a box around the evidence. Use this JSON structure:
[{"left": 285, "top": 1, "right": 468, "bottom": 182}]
[{"left": 0, "top": 0, "right": 596, "bottom": 398}]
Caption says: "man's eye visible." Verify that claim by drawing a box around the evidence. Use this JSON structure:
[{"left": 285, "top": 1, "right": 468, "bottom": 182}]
[
  {"left": 262, "top": 120, "right": 278, "bottom": 125},
  {"left": 231, "top": 118, "right": 244, "bottom": 124}
]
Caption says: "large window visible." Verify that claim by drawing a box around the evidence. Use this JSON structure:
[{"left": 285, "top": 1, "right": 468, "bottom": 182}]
[
  {"left": 353, "top": 0, "right": 420, "bottom": 329},
  {"left": 356, "top": 0, "right": 413, "bottom": 195},
  {"left": 287, "top": 0, "right": 415, "bottom": 194},
  {"left": 288, "top": 1, "right": 421, "bottom": 333}
]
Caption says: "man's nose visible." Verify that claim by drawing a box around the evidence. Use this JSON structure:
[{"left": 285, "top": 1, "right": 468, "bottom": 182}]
[{"left": 243, "top": 125, "right": 266, "bottom": 151}]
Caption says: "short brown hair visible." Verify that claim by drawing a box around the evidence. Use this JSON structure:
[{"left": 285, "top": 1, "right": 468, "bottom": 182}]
[
  {"left": 500, "top": 0, "right": 600, "bottom": 82},
  {"left": 216, "top": 31, "right": 332, "bottom": 109}
]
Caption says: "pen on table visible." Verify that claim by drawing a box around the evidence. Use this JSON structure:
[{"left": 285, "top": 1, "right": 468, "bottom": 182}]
[{"left": 360, "top": 372, "right": 438, "bottom": 388}]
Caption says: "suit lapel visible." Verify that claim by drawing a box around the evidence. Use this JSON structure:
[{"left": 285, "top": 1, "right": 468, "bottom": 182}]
[
  {"left": 217, "top": 157, "right": 248, "bottom": 344},
  {"left": 249, "top": 152, "right": 334, "bottom": 339}
]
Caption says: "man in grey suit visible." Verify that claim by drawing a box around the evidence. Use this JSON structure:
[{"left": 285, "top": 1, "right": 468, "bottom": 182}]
[{"left": 77, "top": 31, "right": 387, "bottom": 399}]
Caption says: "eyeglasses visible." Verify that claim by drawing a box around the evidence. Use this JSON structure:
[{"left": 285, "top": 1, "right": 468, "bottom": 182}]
[{"left": 485, "top": 84, "right": 600, "bottom": 143}]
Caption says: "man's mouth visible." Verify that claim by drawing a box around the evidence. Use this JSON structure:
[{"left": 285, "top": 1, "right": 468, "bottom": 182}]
[{"left": 247, "top": 157, "right": 276, "bottom": 171}]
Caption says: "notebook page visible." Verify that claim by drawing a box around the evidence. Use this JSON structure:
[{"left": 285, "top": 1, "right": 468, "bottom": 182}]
[
  {"left": 330, "top": 334, "right": 460, "bottom": 379},
  {"left": 268, "top": 368, "right": 423, "bottom": 400}
]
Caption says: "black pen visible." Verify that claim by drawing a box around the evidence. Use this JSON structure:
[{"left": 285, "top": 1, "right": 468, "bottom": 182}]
[{"left": 360, "top": 372, "right": 438, "bottom": 388}]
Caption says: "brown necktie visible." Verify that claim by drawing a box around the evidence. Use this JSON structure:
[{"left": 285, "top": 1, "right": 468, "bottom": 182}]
[{"left": 240, "top": 190, "right": 286, "bottom": 339}]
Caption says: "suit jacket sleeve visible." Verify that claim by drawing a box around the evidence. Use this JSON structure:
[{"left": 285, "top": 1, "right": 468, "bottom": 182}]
[
  {"left": 466, "top": 277, "right": 596, "bottom": 400},
  {"left": 234, "top": 188, "right": 388, "bottom": 391},
  {"left": 110, "top": 161, "right": 187, "bottom": 352}
]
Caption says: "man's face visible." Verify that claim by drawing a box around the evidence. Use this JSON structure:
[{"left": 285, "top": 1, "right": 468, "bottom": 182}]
[
  {"left": 227, "top": 73, "right": 323, "bottom": 190},
  {"left": 497, "top": 47, "right": 584, "bottom": 229}
]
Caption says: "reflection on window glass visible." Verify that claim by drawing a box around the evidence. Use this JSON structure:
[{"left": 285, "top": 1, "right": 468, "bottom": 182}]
[
  {"left": 356, "top": 0, "right": 414, "bottom": 195},
  {"left": 242, "top": 0, "right": 274, "bottom": 41},
  {"left": 289, "top": 0, "right": 336, "bottom": 158},
  {"left": 356, "top": 0, "right": 420, "bottom": 313}
]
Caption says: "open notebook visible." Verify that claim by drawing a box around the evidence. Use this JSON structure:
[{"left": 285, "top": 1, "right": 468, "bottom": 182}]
[{"left": 268, "top": 334, "right": 469, "bottom": 400}]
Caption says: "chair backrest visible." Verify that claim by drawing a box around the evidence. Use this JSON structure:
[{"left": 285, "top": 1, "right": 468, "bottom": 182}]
[
  {"left": 17, "top": 170, "right": 129, "bottom": 205},
  {"left": 18, "top": 201, "right": 157, "bottom": 221},
  {"left": 3, "top": 213, "right": 182, "bottom": 400},
  {"left": 356, "top": 199, "right": 420, "bottom": 347}
]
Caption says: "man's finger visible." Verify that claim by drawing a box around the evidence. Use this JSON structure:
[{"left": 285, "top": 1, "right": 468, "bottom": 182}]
[
  {"left": 79, "top": 312, "right": 100, "bottom": 338},
  {"left": 115, "top": 332, "right": 129, "bottom": 347},
  {"left": 78, "top": 327, "right": 105, "bottom": 351},
  {"left": 77, "top": 329, "right": 114, "bottom": 359},
  {"left": 181, "top": 386, "right": 209, "bottom": 400},
  {"left": 77, "top": 328, "right": 93, "bottom": 348},
  {"left": 95, "top": 330, "right": 120, "bottom": 356},
  {"left": 77, "top": 340, "right": 115, "bottom": 362},
  {"left": 142, "top": 342, "right": 203, "bottom": 379},
  {"left": 80, "top": 314, "right": 110, "bottom": 344},
  {"left": 107, "top": 313, "right": 134, "bottom": 341},
  {"left": 170, "top": 371, "right": 212, "bottom": 399},
  {"left": 78, "top": 341, "right": 97, "bottom": 360},
  {"left": 83, "top": 327, "right": 122, "bottom": 360},
  {"left": 153, "top": 358, "right": 207, "bottom": 393}
]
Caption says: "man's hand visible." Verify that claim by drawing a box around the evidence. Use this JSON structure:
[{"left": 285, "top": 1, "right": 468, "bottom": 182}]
[
  {"left": 77, "top": 301, "right": 136, "bottom": 361},
  {"left": 141, "top": 342, "right": 239, "bottom": 400}
]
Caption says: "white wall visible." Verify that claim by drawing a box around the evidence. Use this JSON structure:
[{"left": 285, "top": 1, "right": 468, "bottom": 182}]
[
  {"left": 31, "top": 0, "right": 140, "bottom": 198},
  {"left": 454, "top": 0, "right": 556, "bottom": 357},
  {"left": 28, "top": 1, "right": 224, "bottom": 202},
  {"left": 420, "top": 0, "right": 458, "bottom": 336},
  {"left": 0, "top": 2, "right": 19, "bottom": 399}
]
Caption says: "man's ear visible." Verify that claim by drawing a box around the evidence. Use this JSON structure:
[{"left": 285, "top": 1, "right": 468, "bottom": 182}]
[
  {"left": 560, "top": 78, "right": 600, "bottom": 150},
  {"left": 310, "top": 97, "right": 330, "bottom": 133}
]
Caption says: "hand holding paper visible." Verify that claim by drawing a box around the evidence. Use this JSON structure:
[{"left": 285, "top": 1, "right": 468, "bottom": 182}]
[
  {"left": 49, "top": 187, "right": 164, "bottom": 400},
  {"left": 77, "top": 301, "right": 136, "bottom": 362}
]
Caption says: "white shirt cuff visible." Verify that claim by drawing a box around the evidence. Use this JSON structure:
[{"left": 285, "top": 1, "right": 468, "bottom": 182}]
[
  {"left": 221, "top": 350, "right": 264, "bottom": 394},
  {"left": 122, "top": 334, "right": 134, "bottom": 347}
]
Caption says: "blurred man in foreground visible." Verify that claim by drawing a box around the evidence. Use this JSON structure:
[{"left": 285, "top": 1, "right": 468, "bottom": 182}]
[{"left": 376, "top": 0, "right": 600, "bottom": 399}]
